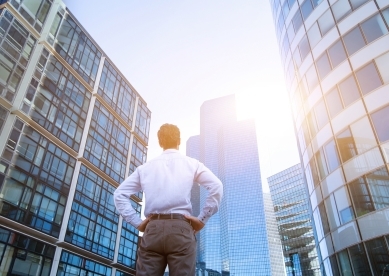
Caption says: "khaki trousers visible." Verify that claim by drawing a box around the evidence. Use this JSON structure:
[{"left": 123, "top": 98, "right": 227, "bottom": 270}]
[{"left": 136, "top": 219, "right": 196, "bottom": 276}]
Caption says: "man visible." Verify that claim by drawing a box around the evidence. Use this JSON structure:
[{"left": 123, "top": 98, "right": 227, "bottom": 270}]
[{"left": 114, "top": 123, "right": 223, "bottom": 275}]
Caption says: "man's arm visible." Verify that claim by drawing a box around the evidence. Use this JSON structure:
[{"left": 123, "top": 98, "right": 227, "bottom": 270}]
[
  {"left": 194, "top": 162, "right": 223, "bottom": 225},
  {"left": 113, "top": 169, "right": 143, "bottom": 228}
]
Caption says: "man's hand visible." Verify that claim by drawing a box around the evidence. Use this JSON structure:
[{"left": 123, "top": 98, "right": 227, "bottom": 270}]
[
  {"left": 184, "top": 215, "right": 205, "bottom": 234},
  {"left": 137, "top": 217, "right": 150, "bottom": 232}
]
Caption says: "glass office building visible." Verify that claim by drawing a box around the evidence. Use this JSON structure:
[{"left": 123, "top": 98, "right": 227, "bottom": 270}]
[
  {"left": 0, "top": 1, "right": 151, "bottom": 275},
  {"left": 268, "top": 164, "right": 321, "bottom": 275},
  {"left": 268, "top": 0, "right": 389, "bottom": 274},
  {"left": 187, "top": 95, "right": 272, "bottom": 275}
]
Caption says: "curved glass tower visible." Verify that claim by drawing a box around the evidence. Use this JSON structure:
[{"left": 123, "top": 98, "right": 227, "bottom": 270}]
[{"left": 269, "top": 0, "right": 389, "bottom": 274}]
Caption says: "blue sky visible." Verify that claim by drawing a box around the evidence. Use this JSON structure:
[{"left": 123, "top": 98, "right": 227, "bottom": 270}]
[{"left": 63, "top": 0, "right": 299, "bottom": 191}]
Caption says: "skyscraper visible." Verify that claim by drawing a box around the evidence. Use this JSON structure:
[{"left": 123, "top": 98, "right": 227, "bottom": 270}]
[
  {"left": 0, "top": 1, "right": 151, "bottom": 275},
  {"left": 268, "top": 164, "right": 321, "bottom": 275},
  {"left": 187, "top": 95, "right": 271, "bottom": 275},
  {"left": 269, "top": 0, "right": 389, "bottom": 274}
]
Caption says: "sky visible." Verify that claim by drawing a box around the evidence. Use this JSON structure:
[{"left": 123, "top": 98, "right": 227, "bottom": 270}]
[{"left": 63, "top": 0, "right": 300, "bottom": 192}]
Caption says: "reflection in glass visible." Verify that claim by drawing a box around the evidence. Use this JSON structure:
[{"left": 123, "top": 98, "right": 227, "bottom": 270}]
[
  {"left": 337, "top": 250, "right": 353, "bottom": 276},
  {"left": 328, "top": 40, "right": 347, "bottom": 68},
  {"left": 365, "top": 237, "right": 389, "bottom": 275},
  {"left": 336, "top": 128, "right": 356, "bottom": 162},
  {"left": 318, "top": 9, "right": 335, "bottom": 35},
  {"left": 348, "top": 243, "right": 372, "bottom": 275},
  {"left": 324, "top": 139, "right": 340, "bottom": 172},
  {"left": 371, "top": 105, "right": 389, "bottom": 142},
  {"left": 343, "top": 26, "right": 366, "bottom": 56},
  {"left": 338, "top": 75, "right": 360, "bottom": 107},
  {"left": 325, "top": 88, "right": 343, "bottom": 118},
  {"left": 366, "top": 167, "right": 389, "bottom": 210},
  {"left": 355, "top": 62, "right": 383, "bottom": 95},
  {"left": 332, "top": 0, "right": 352, "bottom": 22},
  {"left": 316, "top": 53, "right": 331, "bottom": 79},
  {"left": 348, "top": 177, "right": 374, "bottom": 217},
  {"left": 360, "top": 14, "right": 388, "bottom": 43}
]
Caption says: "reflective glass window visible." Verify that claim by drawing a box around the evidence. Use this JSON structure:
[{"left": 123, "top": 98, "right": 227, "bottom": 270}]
[
  {"left": 287, "top": 23, "right": 295, "bottom": 42},
  {"left": 325, "top": 87, "right": 343, "bottom": 118},
  {"left": 325, "top": 194, "right": 341, "bottom": 229},
  {"left": 318, "top": 203, "right": 330, "bottom": 235},
  {"left": 329, "top": 255, "right": 341, "bottom": 276},
  {"left": 293, "top": 48, "right": 302, "bottom": 67},
  {"left": 314, "top": 99, "right": 329, "bottom": 129},
  {"left": 288, "top": 0, "right": 296, "bottom": 7},
  {"left": 316, "top": 149, "right": 328, "bottom": 180},
  {"left": 332, "top": 0, "right": 352, "bottom": 22},
  {"left": 355, "top": 62, "right": 383, "bottom": 95},
  {"left": 365, "top": 237, "right": 389, "bottom": 275},
  {"left": 298, "top": 35, "right": 311, "bottom": 61},
  {"left": 292, "top": 10, "right": 303, "bottom": 32},
  {"left": 0, "top": 105, "right": 8, "bottom": 134},
  {"left": 360, "top": 13, "right": 388, "bottom": 43},
  {"left": 31, "top": 55, "right": 91, "bottom": 152},
  {"left": 305, "top": 65, "right": 318, "bottom": 92},
  {"left": 348, "top": 177, "right": 374, "bottom": 216},
  {"left": 129, "top": 137, "right": 147, "bottom": 175},
  {"left": 383, "top": 8, "right": 389, "bottom": 25},
  {"left": 98, "top": 60, "right": 137, "bottom": 124},
  {"left": 343, "top": 26, "right": 366, "bottom": 56},
  {"left": 336, "top": 128, "right": 356, "bottom": 162},
  {"left": 57, "top": 251, "right": 112, "bottom": 276},
  {"left": 10, "top": 0, "right": 51, "bottom": 33},
  {"left": 375, "top": 51, "right": 389, "bottom": 83},
  {"left": 366, "top": 167, "right": 389, "bottom": 210},
  {"left": 334, "top": 187, "right": 354, "bottom": 224},
  {"left": 349, "top": 0, "right": 369, "bottom": 9},
  {"left": 350, "top": 116, "right": 376, "bottom": 154},
  {"left": 310, "top": 157, "right": 320, "bottom": 187},
  {"left": 328, "top": 39, "right": 347, "bottom": 68},
  {"left": 118, "top": 220, "right": 140, "bottom": 269},
  {"left": 85, "top": 100, "right": 131, "bottom": 182},
  {"left": 307, "top": 111, "right": 318, "bottom": 138},
  {"left": 337, "top": 250, "right": 353, "bottom": 276},
  {"left": 324, "top": 139, "right": 340, "bottom": 172},
  {"left": 348, "top": 244, "right": 372, "bottom": 276},
  {"left": 54, "top": 14, "right": 102, "bottom": 86},
  {"left": 371, "top": 105, "right": 389, "bottom": 142},
  {"left": 282, "top": 1, "right": 290, "bottom": 19},
  {"left": 307, "top": 23, "right": 321, "bottom": 48},
  {"left": 135, "top": 100, "right": 151, "bottom": 144},
  {"left": 66, "top": 165, "right": 119, "bottom": 259},
  {"left": 301, "top": 0, "right": 314, "bottom": 19},
  {"left": 316, "top": 53, "right": 331, "bottom": 79},
  {"left": 338, "top": 75, "right": 360, "bottom": 106},
  {"left": 318, "top": 9, "right": 335, "bottom": 36},
  {"left": 0, "top": 122, "right": 75, "bottom": 237}
]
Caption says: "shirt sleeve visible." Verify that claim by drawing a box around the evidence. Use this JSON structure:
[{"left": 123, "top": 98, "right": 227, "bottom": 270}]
[
  {"left": 114, "top": 169, "right": 143, "bottom": 228},
  {"left": 195, "top": 162, "right": 223, "bottom": 224}
]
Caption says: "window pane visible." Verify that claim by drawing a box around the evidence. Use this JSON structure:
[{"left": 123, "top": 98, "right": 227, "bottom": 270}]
[
  {"left": 318, "top": 203, "right": 331, "bottom": 235},
  {"left": 318, "top": 9, "right": 335, "bottom": 36},
  {"left": 350, "top": 116, "right": 376, "bottom": 154},
  {"left": 299, "top": 35, "right": 311, "bottom": 60},
  {"left": 343, "top": 26, "right": 366, "bottom": 56},
  {"left": 316, "top": 53, "right": 332, "bottom": 79},
  {"left": 305, "top": 65, "right": 318, "bottom": 92},
  {"left": 330, "top": 255, "right": 341, "bottom": 276},
  {"left": 325, "top": 195, "right": 341, "bottom": 229},
  {"left": 334, "top": 187, "right": 354, "bottom": 224},
  {"left": 348, "top": 177, "right": 374, "bottom": 217},
  {"left": 307, "top": 22, "right": 321, "bottom": 48},
  {"left": 283, "top": 1, "right": 290, "bottom": 19},
  {"left": 366, "top": 167, "right": 389, "bottom": 210},
  {"left": 355, "top": 62, "right": 383, "bottom": 95},
  {"left": 316, "top": 149, "right": 328, "bottom": 179},
  {"left": 383, "top": 8, "right": 389, "bottom": 25},
  {"left": 325, "top": 88, "right": 343, "bottom": 118},
  {"left": 288, "top": 0, "right": 296, "bottom": 7},
  {"left": 287, "top": 23, "right": 295, "bottom": 42},
  {"left": 348, "top": 244, "right": 372, "bottom": 276},
  {"left": 338, "top": 250, "right": 353, "bottom": 276},
  {"left": 371, "top": 105, "right": 389, "bottom": 142},
  {"left": 301, "top": 0, "right": 314, "bottom": 19},
  {"left": 338, "top": 75, "right": 360, "bottom": 106},
  {"left": 324, "top": 139, "right": 340, "bottom": 172},
  {"left": 314, "top": 100, "right": 329, "bottom": 129},
  {"left": 292, "top": 10, "right": 303, "bottom": 32},
  {"left": 336, "top": 128, "right": 356, "bottom": 162},
  {"left": 332, "top": 0, "right": 352, "bottom": 22},
  {"left": 365, "top": 237, "right": 389, "bottom": 275},
  {"left": 328, "top": 39, "right": 347, "bottom": 68},
  {"left": 360, "top": 14, "right": 388, "bottom": 43},
  {"left": 375, "top": 52, "right": 389, "bottom": 83}
]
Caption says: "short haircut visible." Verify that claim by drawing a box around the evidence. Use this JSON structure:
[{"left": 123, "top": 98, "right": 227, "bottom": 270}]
[{"left": 158, "top": 123, "right": 180, "bottom": 149}]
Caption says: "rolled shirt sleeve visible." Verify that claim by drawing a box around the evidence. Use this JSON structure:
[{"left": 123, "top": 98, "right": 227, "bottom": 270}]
[
  {"left": 114, "top": 169, "right": 143, "bottom": 228},
  {"left": 195, "top": 162, "right": 223, "bottom": 224}
]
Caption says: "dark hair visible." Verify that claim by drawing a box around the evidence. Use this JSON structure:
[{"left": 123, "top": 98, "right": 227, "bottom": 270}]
[{"left": 158, "top": 123, "right": 180, "bottom": 149}]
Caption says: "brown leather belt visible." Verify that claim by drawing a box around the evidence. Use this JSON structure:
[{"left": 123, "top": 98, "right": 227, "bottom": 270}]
[{"left": 149, "top": 213, "right": 190, "bottom": 224}]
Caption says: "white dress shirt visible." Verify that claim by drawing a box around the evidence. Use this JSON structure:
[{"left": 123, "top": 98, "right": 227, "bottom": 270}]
[{"left": 114, "top": 149, "right": 223, "bottom": 228}]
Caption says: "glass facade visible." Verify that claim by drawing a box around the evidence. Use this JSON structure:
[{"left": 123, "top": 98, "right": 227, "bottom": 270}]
[
  {"left": 268, "top": 164, "right": 321, "bottom": 275},
  {"left": 187, "top": 95, "right": 272, "bottom": 275},
  {"left": 0, "top": 1, "right": 151, "bottom": 275},
  {"left": 269, "top": 0, "right": 389, "bottom": 273}
]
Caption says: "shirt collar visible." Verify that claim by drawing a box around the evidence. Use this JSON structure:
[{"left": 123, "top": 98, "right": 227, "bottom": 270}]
[{"left": 162, "top": 149, "right": 179, "bottom": 154}]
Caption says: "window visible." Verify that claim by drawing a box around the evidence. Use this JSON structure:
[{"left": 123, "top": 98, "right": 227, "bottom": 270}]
[
  {"left": 316, "top": 53, "right": 331, "bottom": 79},
  {"left": 349, "top": 0, "right": 369, "bottom": 9},
  {"left": 314, "top": 99, "right": 329, "bottom": 129},
  {"left": 318, "top": 9, "right": 335, "bottom": 36},
  {"left": 350, "top": 116, "right": 376, "bottom": 153},
  {"left": 325, "top": 88, "right": 343, "bottom": 118},
  {"left": 338, "top": 250, "right": 353, "bottom": 275},
  {"left": 305, "top": 65, "right": 318, "bottom": 92},
  {"left": 343, "top": 26, "right": 366, "bottom": 56},
  {"left": 315, "top": 149, "right": 328, "bottom": 179},
  {"left": 332, "top": 0, "right": 352, "bottom": 22},
  {"left": 336, "top": 128, "right": 356, "bottom": 162},
  {"left": 307, "top": 23, "right": 321, "bottom": 48},
  {"left": 375, "top": 52, "right": 389, "bottom": 83},
  {"left": 349, "top": 177, "right": 374, "bottom": 216},
  {"left": 282, "top": 1, "right": 290, "bottom": 19},
  {"left": 328, "top": 40, "right": 347, "bottom": 68},
  {"left": 355, "top": 62, "right": 382, "bottom": 95},
  {"left": 301, "top": 0, "right": 314, "bottom": 19},
  {"left": 334, "top": 187, "right": 354, "bottom": 224},
  {"left": 365, "top": 237, "right": 389, "bottom": 275},
  {"left": 360, "top": 14, "right": 388, "bottom": 43},
  {"left": 366, "top": 167, "right": 389, "bottom": 210},
  {"left": 383, "top": 8, "right": 389, "bottom": 25},
  {"left": 292, "top": 10, "right": 303, "bottom": 32},
  {"left": 338, "top": 75, "right": 360, "bottom": 106},
  {"left": 371, "top": 105, "right": 389, "bottom": 142},
  {"left": 299, "top": 35, "right": 311, "bottom": 61},
  {"left": 324, "top": 139, "right": 340, "bottom": 172}
]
